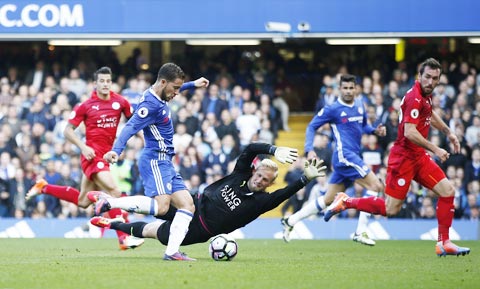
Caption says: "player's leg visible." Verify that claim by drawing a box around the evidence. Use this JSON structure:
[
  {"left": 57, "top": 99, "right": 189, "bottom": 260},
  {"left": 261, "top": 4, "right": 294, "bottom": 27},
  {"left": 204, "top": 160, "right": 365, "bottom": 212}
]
[
  {"left": 352, "top": 172, "right": 385, "bottom": 245},
  {"left": 417, "top": 159, "right": 470, "bottom": 256},
  {"left": 165, "top": 187, "right": 195, "bottom": 260},
  {"left": 281, "top": 180, "right": 343, "bottom": 242},
  {"left": 88, "top": 171, "right": 144, "bottom": 250},
  {"left": 91, "top": 217, "right": 163, "bottom": 239},
  {"left": 26, "top": 177, "right": 80, "bottom": 205}
]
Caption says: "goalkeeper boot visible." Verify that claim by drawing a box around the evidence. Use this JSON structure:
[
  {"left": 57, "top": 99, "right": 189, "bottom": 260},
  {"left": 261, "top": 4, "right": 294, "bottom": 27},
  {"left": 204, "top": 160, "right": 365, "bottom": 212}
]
[
  {"left": 26, "top": 178, "right": 48, "bottom": 200},
  {"left": 281, "top": 217, "right": 294, "bottom": 243},
  {"left": 324, "top": 192, "right": 348, "bottom": 222},
  {"left": 353, "top": 232, "right": 376, "bottom": 246},
  {"left": 119, "top": 235, "right": 145, "bottom": 251},
  {"left": 90, "top": 216, "right": 125, "bottom": 229},
  {"left": 436, "top": 240, "right": 470, "bottom": 257}
]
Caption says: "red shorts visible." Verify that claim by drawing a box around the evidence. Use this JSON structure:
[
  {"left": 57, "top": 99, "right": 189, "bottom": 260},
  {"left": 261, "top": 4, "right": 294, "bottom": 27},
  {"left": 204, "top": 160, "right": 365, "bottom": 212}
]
[
  {"left": 385, "top": 147, "right": 446, "bottom": 200},
  {"left": 81, "top": 155, "right": 111, "bottom": 181}
]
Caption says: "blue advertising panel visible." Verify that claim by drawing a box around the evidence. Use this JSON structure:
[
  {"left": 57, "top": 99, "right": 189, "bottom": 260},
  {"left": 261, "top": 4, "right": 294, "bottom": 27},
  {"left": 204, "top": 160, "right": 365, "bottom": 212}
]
[
  {"left": 0, "top": 0, "right": 479, "bottom": 37},
  {"left": 0, "top": 218, "right": 478, "bottom": 241}
]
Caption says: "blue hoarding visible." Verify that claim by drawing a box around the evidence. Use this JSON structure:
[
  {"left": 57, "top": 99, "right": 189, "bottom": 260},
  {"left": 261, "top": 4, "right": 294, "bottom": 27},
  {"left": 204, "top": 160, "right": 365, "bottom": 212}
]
[{"left": 0, "top": 0, "right": 479, "bottom": 37}]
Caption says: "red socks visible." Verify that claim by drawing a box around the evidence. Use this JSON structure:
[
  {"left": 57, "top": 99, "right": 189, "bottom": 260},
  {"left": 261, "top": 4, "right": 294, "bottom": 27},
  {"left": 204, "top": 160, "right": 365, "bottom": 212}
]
[
  {"left": 43, "top": 185, "right": 80, "bottom": 205},
  {"left": 345, "top": 196, "right": 387, "bottom": 216},
  {"left": 436, "top": 196, "right": 454, "bottom": 242}
]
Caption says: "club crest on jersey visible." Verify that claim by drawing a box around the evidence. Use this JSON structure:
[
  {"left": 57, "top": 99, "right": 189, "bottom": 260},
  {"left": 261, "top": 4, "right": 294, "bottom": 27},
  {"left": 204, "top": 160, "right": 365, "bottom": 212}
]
[
  {"left": 410, "top": 109, "right": 419, "bottom": 119},
  {"left": 112, "top": 102, "right": 120, "bottom": 110},
  {"left": 358, "top": 107, "right": 363, "bottom": 114},
  {"left": 97, "top": 162, "right": 105, "bottom": 169},
  {"left": 137, "top": 107, "right": 149, "bottom": 118},
  {"left": 397, "top": 178, "right": 406, "bottom": 186}
]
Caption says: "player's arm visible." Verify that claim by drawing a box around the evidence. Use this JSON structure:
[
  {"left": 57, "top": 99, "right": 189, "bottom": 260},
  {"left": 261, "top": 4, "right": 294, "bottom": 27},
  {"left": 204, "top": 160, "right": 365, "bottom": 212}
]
[
  {"left": 431, "top": 110, "right": 460, "bottom": 153},
  {"left": 259, "top": 159, "right": 327, "bottom": 212},
  {"left": 105, "top": 105, "right": 153, "bottom": 163},
  {"left": 64, "top": 123, "right": 95, "bottom": 161},
  {"left": 404, "top": 122, "right": 450, "bottom": 162},
  {"left": 305, "top": 108, "right": 330, "bottom": 159},
  {"left": 179, "top": 77, "right": 209, "bottom": 92}
]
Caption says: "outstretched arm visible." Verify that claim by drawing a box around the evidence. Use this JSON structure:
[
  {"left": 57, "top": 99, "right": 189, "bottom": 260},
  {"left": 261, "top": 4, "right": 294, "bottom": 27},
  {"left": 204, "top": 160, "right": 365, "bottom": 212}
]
[{"left": 260, "top": 159, "right": 326, "bottom": 212}]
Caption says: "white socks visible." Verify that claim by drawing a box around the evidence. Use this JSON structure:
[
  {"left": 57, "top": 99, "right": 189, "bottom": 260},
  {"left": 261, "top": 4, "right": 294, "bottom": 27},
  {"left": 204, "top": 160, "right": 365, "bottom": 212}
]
[
  {"left": 165, "top": 209, "right": 193, "bottom": 255},
  {"left": 108, "top": 196, "right": 159, "bottom": 215},
  {"left": 288, "top": 196, "right": 326, "bottom": 226}
]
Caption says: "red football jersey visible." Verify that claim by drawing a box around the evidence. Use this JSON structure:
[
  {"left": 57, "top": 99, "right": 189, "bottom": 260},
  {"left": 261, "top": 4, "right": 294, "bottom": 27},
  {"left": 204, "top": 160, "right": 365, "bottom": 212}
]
[
  {"left": 69, "top": 90, "right": 132, "bottom": 157},
  {"left": 395, "top": 81, "right": 433, "bottom": 157}
]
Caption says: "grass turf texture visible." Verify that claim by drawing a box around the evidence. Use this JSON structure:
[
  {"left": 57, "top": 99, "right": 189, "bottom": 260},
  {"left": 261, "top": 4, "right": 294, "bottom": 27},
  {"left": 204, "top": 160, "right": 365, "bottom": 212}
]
[{"left": 0, "top": 239, "right": 478, "bottom": 289}]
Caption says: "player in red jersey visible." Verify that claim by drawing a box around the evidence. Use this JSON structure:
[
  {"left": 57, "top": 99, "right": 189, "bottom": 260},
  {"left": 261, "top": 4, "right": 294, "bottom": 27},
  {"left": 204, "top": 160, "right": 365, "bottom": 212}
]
[
  {"left": 323, "top": 58, "right": 470, "bottom": 256},
  {"left": 26, "top": 66, "right": 144, "bottom": 250}
]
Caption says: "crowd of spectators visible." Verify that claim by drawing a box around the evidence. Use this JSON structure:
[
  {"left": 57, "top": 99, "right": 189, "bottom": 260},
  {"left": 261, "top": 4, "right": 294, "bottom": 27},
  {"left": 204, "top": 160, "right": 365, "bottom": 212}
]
[{"left": 0, "top": 44, "right": 479, "bottom": 222}]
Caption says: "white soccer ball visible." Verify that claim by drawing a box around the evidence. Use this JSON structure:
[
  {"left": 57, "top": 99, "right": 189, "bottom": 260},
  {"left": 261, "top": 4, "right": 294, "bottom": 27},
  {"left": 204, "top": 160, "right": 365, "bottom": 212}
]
[{"left": 208, "top": 234, "right": 238, "bottom": 261}]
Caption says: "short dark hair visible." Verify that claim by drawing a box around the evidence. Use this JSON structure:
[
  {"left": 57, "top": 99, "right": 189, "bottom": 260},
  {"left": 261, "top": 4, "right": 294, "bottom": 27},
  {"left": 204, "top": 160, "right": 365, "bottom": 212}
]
[
  {"left": 419, "top": 58, "right": 442, "bottom": 75},
  {"left": 339, "top": 74, "right": 356, "bottom": 85},
  {"left": 157, "top": 63, "right": 185, "bottom": 82},
  {"left": 93, "top": 66, "right": 112, "bottom": 81}
]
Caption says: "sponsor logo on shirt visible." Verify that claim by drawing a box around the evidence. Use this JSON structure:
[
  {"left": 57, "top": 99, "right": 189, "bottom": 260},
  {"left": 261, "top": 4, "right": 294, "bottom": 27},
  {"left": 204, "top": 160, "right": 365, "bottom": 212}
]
[{"left": 221, "top": 185, "right": 241, "bottom": 211}]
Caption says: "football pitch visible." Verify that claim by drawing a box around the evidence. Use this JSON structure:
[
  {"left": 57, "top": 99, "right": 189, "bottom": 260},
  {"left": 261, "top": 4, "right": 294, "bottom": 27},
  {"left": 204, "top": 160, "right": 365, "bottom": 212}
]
[{"left": 0, "top": 239, "right": 478, "bottom": 289}]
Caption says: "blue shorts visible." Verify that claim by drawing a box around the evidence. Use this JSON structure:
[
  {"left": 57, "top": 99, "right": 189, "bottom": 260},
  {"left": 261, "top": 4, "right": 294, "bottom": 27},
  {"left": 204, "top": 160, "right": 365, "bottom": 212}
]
[
  {"left": 138, "top": 156, "right": 187, "bottom": 198},
  {"left": 329, "top": 153, "right": 370, "bottom": 187}
]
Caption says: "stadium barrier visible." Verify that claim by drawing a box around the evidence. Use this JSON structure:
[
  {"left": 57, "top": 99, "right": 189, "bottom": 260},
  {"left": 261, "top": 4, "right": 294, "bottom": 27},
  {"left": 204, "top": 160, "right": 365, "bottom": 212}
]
[{"left": 0, "top": 217, "right": 478, "bottom": 240}]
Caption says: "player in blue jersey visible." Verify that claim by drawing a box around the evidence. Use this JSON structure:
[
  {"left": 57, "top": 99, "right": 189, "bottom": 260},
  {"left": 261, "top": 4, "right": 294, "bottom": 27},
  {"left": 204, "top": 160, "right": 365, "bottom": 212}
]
[
  {"left": 281, "top": 74, "right": 386, "bottom": 245},
  {"left": 97, "top": 63, "right": 209, "bottom": 261}
]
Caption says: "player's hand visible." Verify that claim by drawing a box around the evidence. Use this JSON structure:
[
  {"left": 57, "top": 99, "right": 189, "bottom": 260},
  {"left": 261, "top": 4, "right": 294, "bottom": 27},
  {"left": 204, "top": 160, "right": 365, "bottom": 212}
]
[
  {"left": 274, "top": 147, "right": 298, "bottom": 164},
  {"left": 434, "top": 147, "right": 450, "bottom": 163},
  {"left": 82, "top": 146, "right": 96, "bottom": 161},
  {"left": 306, "top": 150, "right": 318, "bottom": 160},
  {"left": 193, "top": 77, "right": 209, "bottom": 88},
  {"left": 303, "top": 158, "right": 327, "bottom": 181},
  {"left": 375, "top": 124, "right": 386, "bottom": 137},
  {"left": 447, "top": 132, "right": 461, "bottom": 154},
  {"left": 103, "top": 151, "right": 119, "bottom": 164}
]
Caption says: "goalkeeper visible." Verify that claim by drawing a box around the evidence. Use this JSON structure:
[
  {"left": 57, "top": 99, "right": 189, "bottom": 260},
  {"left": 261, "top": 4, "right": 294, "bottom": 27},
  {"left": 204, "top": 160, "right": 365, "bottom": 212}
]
[{"left": 89, "top": 143, "right": 326, "bottom": 247}]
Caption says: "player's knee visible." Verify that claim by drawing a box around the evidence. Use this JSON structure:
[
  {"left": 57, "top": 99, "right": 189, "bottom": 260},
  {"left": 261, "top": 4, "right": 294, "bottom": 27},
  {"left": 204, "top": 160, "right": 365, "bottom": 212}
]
[{"left": 385, "top": 202, "right": 401, "bottom": 216}]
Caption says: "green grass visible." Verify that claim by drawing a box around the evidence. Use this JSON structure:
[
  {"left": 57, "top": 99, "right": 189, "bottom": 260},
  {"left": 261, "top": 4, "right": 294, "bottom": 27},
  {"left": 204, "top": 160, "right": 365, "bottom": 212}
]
[{"left": 0, "top": 239, "right": 478, "bottom": 289}]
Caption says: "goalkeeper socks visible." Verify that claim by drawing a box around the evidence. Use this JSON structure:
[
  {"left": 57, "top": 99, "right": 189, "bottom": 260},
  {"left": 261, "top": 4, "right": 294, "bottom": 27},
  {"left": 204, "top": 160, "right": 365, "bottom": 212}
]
[
  {"left": 43, "top": 185, "right": 79, "bottom": 205},
  {"left": 288, "top": 196, "right": 326, "bottom": 225},
  {"left": 111, "top": 221, "right": 147, "bottom": 238},
  {"left": 165, "top": 209, "right": 193, "bottom": 255},
  {"left": 107, "top": 208, "right": 130, "bottom": 241},
  {"left": 108, "top": 196, "right": 158, "bottom": 215},
  {"left": 436, "top": 196, "right": 454, "bottom": 242}
]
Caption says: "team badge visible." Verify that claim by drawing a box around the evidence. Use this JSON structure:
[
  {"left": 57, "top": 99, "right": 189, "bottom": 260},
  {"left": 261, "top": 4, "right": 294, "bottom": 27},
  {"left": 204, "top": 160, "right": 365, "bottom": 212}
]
[
  {"left": 410, "top": 109, "right": 419, "bottom": 119},
  {"left": 167, "top": 183, "right": 172, "bottom": 191},
  {"left": 112, "top": 102, "right": 120, "bottom": 110},
  {"left": 97, "top": 162, "right": 105, "bottom": 169},
  {"left": 138, "top": 107, "right": 149, "bottom": 118},
  {"left": 317, "top": 109, "right": 324, "bottom": 116},
  {"left": 397, "top": 178, "right": 406, "bottom": 186},
  {"left": 358, "top": 107, "right": 363, "bottom": 114},
  {"left": 69, "top": 111, "right": 76, "bottom": 119}
]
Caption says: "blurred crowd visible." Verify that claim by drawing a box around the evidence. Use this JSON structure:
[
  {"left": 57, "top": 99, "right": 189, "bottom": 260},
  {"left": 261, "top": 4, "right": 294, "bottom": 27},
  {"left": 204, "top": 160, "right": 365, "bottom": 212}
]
[{"left": 0, "top": 45, "right": 479, "bottom": 222}]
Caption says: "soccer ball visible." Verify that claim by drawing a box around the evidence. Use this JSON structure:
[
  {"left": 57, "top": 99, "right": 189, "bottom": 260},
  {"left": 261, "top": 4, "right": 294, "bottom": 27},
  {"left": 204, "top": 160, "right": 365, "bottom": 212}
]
[{"left": 208, "top": 234, "right": 238, "bottom": 261}]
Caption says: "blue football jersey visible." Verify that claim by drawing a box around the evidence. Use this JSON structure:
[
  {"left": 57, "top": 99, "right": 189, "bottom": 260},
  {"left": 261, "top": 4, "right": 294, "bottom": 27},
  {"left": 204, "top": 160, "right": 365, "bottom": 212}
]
[
  {"left": 112, "top": 83, "right": 193, "bottom": 159},
  {"left": 305, "top": 98, "right": 375, "bottom": 161}
]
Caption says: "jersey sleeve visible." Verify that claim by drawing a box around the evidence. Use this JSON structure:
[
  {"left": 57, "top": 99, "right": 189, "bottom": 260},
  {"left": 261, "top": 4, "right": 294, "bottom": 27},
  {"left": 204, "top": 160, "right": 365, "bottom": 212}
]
[
  {"left": 122, "top": 97, "right": 133, "bottom": 119},
  {"left": 68, "top": 103, "right": 86, "bottom": 127},
  {"left": 402, "top": 93, "right": 422, "bottom": 125},
  {"left": 304, "top": 107, "right": 331, "bottom": 153},
  {"left": 233, "top": 143, "right": 273, "bottom": 173}
]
